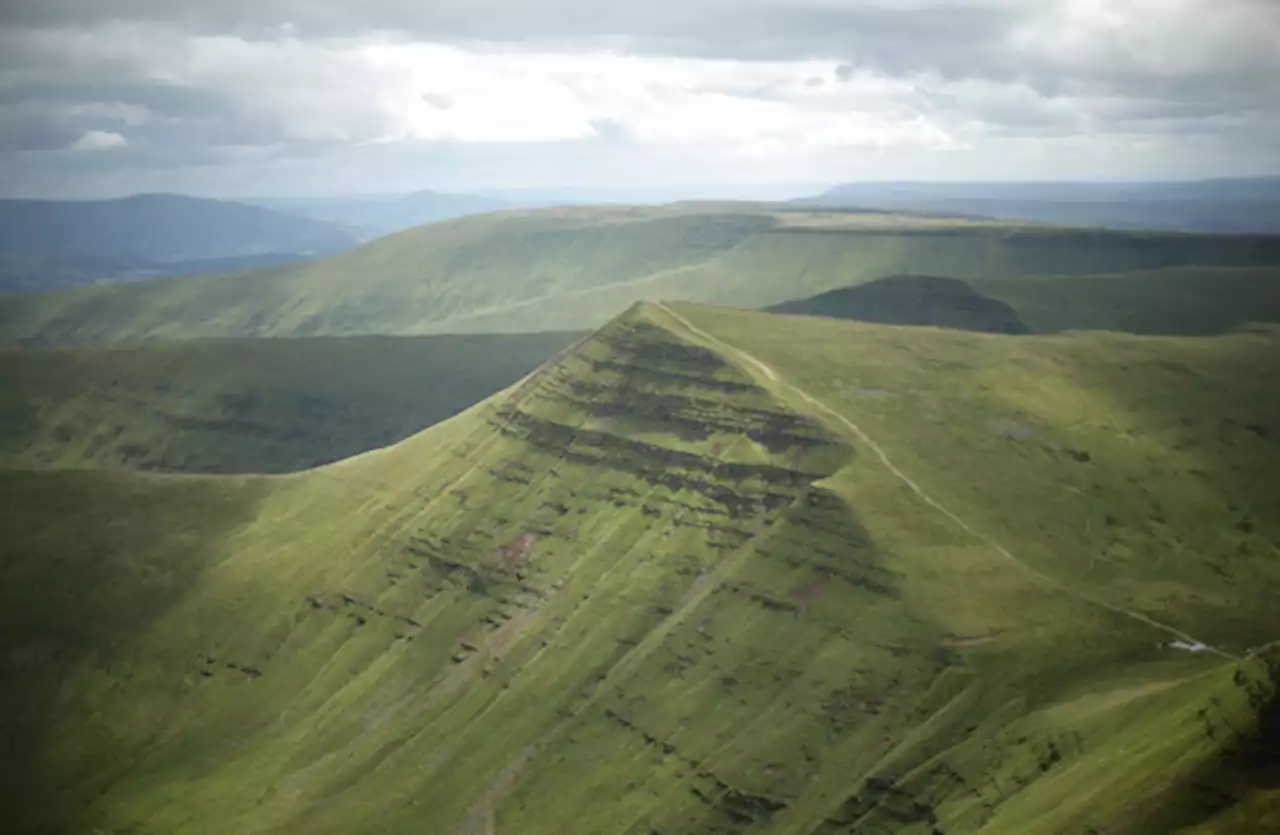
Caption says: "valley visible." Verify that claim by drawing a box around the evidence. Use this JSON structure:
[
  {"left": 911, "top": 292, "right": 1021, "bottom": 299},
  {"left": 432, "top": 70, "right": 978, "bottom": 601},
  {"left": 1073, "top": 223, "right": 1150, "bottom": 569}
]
[{"left": 0, "top": 332, "right": 580, "bottom": 472}]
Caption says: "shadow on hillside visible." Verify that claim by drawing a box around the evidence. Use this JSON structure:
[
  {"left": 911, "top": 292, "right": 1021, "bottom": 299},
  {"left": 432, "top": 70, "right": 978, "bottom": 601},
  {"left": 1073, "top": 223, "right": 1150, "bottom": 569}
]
[
  {"left": 0, "top": 469, "right": 270, "bottom": 834},
  {"left": 0, "top": 331, "right": 584, "bottom": 476},
  {"left": 767, "top": 268, "right": 1280, "bottom": 337},
  {"left": 766, "top": 275, "right": 1031, "bottom": 334}
]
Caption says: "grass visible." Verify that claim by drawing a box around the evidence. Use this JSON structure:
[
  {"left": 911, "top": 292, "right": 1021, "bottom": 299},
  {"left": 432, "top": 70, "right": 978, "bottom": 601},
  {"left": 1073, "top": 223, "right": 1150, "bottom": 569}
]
[
  {"left": 0, "top": 331, "right": 580, "bottom": 473},
  {"left": 974, "top": 265, "right": 1280, "bottom": 335},
  {"left": 0, "top": 302, "right": 1277, "bottom": 834},
  {"left": 3, "top": 205, "right": 1278, "bottom": 343}
]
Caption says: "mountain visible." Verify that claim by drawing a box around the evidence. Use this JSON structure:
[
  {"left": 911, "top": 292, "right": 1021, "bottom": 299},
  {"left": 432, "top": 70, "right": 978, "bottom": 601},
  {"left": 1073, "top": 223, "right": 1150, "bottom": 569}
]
[
  {"left": 766, "top": 275, "right": 1031, "bottom": 334},
  {"left": 0, "top": 194, "right": 358, "bottom": 292},
  {"left": 0, "top": 331, "right": 580, "bottom": 473},
  {"left": 798, "top": 178, "right": 1280, "bottom": 233},
  {"left": 2, "top": 301, "right": 1277, "bottom": 834},
  {"left": 4, "top": 204, "right": 1280, "bottom": 344},
  {"left": 254, "top": 190, "right": 512, "bottom": 240}
]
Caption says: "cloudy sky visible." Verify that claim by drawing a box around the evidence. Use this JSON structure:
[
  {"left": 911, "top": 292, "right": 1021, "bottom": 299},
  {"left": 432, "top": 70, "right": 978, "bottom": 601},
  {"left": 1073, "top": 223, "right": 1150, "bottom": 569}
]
[{"left": 1, "top": 0, "right": 1277, "bottom": 198}]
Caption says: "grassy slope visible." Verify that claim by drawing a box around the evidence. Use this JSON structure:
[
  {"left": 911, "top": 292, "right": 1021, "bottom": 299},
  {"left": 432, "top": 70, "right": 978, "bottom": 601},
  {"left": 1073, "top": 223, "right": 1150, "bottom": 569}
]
[
  {"left": 3, "top": 206, "right": 1279, "bottom": 342},
  {"left": 1, "top": 304, "right": 1277, "bottom": 834},
  {"left": 974, "top": 266, "right": 1280, "bottom": 335},
  {"left": 0, "top": 332, "right": 580, "bottom": 473}
]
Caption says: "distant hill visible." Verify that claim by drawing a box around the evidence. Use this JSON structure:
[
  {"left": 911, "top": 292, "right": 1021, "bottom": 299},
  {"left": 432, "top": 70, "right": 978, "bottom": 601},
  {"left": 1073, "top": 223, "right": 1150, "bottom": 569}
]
[
  {"left": 767, "top": 274, "right": 1031, "bottom": 333},
  {"left": 4, "top": 204, "right": 1279, "bottom": 344},
  {"left": 769, "top": 267, "right": 1280, "bottom": 337},
  {"left": 0, "top": 194, "right": 358, "bottom": 292},
  {"left": 0, "top": 331, "right": 579, "bottom": 473},
  {"left": 2, "top": 301, "right": 1277, "bottom": 834},
  {"left": 799, "top": 177, "right": 1280, "bottom": 233},
  {"left": 255, "top": 189, "right": 512, "bottom": 240}
]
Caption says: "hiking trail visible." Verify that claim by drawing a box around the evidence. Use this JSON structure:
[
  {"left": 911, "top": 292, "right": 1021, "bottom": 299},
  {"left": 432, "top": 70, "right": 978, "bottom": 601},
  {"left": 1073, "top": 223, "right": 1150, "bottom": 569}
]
[{"left": 653, "top": 302, "right": 1236, "bottom": 661}]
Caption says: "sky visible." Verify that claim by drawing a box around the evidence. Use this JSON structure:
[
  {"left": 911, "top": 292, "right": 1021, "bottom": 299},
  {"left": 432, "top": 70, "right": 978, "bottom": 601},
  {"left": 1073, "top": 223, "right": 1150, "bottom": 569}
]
[{"left": 1, "top": 0, "right": 1278, "bottom": 198}]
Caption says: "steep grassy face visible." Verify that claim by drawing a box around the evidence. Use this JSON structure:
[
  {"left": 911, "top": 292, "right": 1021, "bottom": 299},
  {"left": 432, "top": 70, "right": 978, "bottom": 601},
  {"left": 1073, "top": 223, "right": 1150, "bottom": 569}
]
[
  {"left": 0, "top": 469, "right": 273, "bottom": 834},
  {"left": 677, "top": 304, "right": 1280, "bottom": 652},
  {"left": 3, "top": 206, "right": 1279, "bottom": 343},
  {"left": 0, "top": 332, "right": 580, "bottom": 473},
  {"left": 1, "top": 304, "right": 1277, "bottom": 834}
]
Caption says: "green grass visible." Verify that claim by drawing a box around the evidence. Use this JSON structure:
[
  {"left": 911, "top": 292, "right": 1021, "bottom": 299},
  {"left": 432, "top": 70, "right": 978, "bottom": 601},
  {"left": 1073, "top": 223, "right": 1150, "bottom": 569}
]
[
  {"left": 3, "top": 205, "right": 1278, "bottom": 343},
  {"left": 1, "top": 303, "right": 1277, "bottom": 834},
  {"left": 974, "top": 265, "right": 1280, "bottom": 335},
  {"left": 0, "top": 332, "right": 580, "bottom": 473}
]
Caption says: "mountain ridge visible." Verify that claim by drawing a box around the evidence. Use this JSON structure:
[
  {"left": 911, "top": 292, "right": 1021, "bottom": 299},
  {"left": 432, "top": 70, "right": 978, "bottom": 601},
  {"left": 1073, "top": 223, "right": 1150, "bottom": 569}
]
[
  {"left": 799, "top": 178, "right": 1280, "bottom": 233},
  {"left": 2, "top": 300, "right": 1276, "bottom": 833},
  {"left": 4, "top": 204, "right": 1279, "bottom": 344}
]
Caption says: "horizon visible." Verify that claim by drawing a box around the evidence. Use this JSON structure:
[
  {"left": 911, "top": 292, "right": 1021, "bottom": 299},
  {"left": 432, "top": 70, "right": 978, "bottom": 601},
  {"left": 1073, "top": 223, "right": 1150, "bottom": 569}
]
[{"left": 5, "top": 174, "right": 1280, "bottom": 205}]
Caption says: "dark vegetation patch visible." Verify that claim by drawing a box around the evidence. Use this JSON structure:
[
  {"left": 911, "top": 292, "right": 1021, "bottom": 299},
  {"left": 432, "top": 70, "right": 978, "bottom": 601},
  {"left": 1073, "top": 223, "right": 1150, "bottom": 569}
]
[
  {"left": 767, "top": 275, "right": 1031, "bottom": 334},
  {"left": 492, "top": 407, "right": 833, "bottom": 519},
  {"left": 0, "top": 331, "right": 582, "bottom": 474},
  {"left": 1126, "top": 647, "right": 1280, "bottom": 833},
  {"left": 0, "top": 470, "right": 266, "bottom": 834}
]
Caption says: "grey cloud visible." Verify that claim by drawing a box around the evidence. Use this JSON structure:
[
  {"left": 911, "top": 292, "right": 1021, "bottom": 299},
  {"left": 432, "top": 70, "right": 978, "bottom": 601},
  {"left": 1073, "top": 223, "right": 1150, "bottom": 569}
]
[
  {"left": 0, "top": 0, "right": 1277, "bottom": 196},
  {"left": 589, "top": 118, "right": 629, "bottom": 143},
  {"left": 0, "top": 1, "right": 1025, "bottom": 62},
  {"left": 0, "top": 106, "right": 82, "bottom": 152},
  {"left": 421, "top": 92, "right": 455, "bottom": 109},
  {"left": 2, "top": 2, "right": 1276, "bottom": 92}
]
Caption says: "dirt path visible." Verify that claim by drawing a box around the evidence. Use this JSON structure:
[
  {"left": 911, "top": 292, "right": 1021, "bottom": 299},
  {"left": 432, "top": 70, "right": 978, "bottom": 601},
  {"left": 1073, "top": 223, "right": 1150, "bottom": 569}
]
[{"left": 653, "top": 302, "right": 1236, "bottom": 661}]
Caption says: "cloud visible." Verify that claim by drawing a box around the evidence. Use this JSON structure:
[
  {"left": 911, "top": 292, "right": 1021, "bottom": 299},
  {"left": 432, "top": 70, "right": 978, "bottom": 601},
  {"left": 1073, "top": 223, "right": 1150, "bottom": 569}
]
[
  {"left": 0, "top": 1, "right": 1277, "bottom": 195},
  {"left": 421, "top": 92, "right": 455, "bottom": 109},
  {"left": 0, "top": 25, "right": 961, "bottom": 151},
  {"left": 71, "top": 129, "right": 128, "bottom": 150}
]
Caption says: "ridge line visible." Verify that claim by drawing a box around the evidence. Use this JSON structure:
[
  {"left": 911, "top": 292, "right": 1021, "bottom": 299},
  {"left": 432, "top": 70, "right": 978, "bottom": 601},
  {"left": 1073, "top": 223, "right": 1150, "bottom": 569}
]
[{"left": 651, "top": 301, "right": 1237, "bottom": 660}]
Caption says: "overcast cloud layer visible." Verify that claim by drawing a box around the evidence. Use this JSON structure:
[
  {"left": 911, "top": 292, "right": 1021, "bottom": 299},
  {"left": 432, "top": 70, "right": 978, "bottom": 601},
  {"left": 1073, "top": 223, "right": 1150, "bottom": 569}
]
[{"left": 1, "top": 0, "right": 1277, "bottom": 197}]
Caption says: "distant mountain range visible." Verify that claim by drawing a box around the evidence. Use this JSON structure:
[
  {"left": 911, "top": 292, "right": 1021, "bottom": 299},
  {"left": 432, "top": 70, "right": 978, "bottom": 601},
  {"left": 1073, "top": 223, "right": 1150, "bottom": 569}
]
[
  {"left": 5, "top": 203, "right": 1280, "bottom": 345},
  {"left": 5, "top": 178, "right": 1279, "bottom": 295},
  {"left": 797, "top": 177, "right": 1280, "bottom": 233},
  {"left": 0, "top": 194, "right": 360, "bottom": 293},
  {"left": 250, "top": 190, "right": 513, "bottom": 240}
]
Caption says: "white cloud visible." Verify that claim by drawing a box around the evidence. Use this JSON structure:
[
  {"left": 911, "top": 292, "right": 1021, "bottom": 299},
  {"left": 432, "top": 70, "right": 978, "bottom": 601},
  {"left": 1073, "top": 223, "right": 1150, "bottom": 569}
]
[
  {"left": 71, "top": 129, "right": 128, "bottom": 150},
  {"left": 2, "top": 2, "right": 1278, "bottom": 195},
  {"left": 1007, "top": 0, "right": 1280, "bottom": 86},
  {"left": 7, "top": 25, "right": 962, "bottom": 156},
  {"left": 360, "top": 44, "right": 963, "bottom": 154}
]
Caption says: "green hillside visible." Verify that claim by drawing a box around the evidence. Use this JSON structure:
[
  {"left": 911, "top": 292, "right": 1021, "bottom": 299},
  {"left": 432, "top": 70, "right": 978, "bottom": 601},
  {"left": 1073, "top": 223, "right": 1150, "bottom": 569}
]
[
  {"left": 0, "top": 332, "right": 579, "bottom": 473},
  {"left": 2, "top": 302, "right": 1277, "bottom": 834},
  {"left": 4, "top": 205, "right": 1280, "bottom": 343},
  {"left": 763, "top": 267, "right": 1280, "bottom": 337},
  {"left": 974, "top": 266, "right": 1280, "bottom": 335}
]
